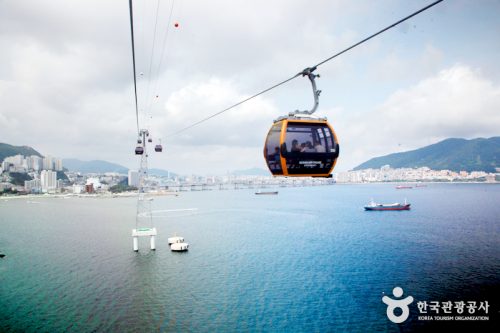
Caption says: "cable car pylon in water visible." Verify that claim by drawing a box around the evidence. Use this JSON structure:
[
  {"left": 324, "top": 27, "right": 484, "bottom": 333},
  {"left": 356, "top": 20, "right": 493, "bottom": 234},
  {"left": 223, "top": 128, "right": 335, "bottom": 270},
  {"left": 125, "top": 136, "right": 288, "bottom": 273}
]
[
  {"left": 132, "top": 129, "right": 157, "bottom": 252},
  {"left": 264, "top": 67, "right": 339, "bottom": 177}
]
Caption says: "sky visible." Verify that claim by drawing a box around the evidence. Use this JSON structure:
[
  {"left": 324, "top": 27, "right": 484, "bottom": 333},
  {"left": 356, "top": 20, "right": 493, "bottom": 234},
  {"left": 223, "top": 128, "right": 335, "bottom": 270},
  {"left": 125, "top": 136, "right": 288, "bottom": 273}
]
[{"left": 1, "top": 0, "right": 499, "bottom": 175}]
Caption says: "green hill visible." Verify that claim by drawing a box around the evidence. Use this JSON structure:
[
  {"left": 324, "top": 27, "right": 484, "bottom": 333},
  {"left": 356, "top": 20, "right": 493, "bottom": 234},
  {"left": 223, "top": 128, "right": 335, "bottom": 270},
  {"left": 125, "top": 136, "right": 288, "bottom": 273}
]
[
  {"left": 354, "top": 137, "right": 500, "bottom": 173},
  {"left": 0, "top": 143, "right": 43, "bottom": 162}
]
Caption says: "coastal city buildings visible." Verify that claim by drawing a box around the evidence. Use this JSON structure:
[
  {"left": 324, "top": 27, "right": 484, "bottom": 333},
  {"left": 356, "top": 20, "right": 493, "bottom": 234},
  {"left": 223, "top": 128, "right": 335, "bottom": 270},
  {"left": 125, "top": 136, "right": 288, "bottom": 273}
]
[
  {"left": 0, "top": 152, "right": 498, "bottom": 197},
  {"left": 0, "top": 154, "right": 64, "bottom": 194},
  {"left": 333, "top": 165, "right": 498, "bottom": 183},
  {"left": 2, "top": 154, "right": 62, "bottom": 173}
]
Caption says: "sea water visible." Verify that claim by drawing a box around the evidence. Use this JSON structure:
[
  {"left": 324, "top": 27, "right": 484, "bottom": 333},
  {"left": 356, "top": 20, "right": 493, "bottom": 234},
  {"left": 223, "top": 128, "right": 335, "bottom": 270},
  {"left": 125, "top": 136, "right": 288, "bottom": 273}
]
[{"left": 0, "top": 183, "right": 499, "bottom": 332}]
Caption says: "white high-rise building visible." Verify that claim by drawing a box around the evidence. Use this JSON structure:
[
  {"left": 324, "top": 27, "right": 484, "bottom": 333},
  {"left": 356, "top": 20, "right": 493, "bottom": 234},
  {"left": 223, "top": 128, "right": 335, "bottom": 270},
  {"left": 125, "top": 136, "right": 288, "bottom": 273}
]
[
  {"left": 43, "top": 156, "right": 54, "bottom": 170},
  {"left": 54, "top": 158, "right": 63, "bottom": 171},
  {"left": 23, "top": 156, "right": 31, "bottom": 170},
  {"left": 128, "top": 170, "right": 139, "bottom": 187},
  {"left": 41, "top": 170, "right": 57, "bottom": 192},
  {"left": 31, "top": 156, "right": 43, "bottom": 171}
]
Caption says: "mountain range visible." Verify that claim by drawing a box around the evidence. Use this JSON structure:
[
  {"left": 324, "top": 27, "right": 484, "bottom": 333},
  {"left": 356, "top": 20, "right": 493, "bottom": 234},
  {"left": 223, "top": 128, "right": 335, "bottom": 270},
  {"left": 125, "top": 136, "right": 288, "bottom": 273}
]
[
  {"left": 354, "top": 137, "right": 499, "bottom": 173},
  {"left": 231, "top": 168, "right": 270, "bottom": 176},
  {"left": 2, "top": 137, "right": 499, "bottom": 174},
  {"left": 62, "top": 159, "right": 129, "bottom": 174}
]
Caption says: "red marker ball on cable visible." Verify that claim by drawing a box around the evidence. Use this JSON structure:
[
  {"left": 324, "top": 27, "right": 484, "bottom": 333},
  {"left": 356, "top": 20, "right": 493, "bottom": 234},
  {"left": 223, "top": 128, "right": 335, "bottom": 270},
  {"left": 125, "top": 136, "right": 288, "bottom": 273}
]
[{"left": 174, "top": 22, "right": 179, "bottom": 28}]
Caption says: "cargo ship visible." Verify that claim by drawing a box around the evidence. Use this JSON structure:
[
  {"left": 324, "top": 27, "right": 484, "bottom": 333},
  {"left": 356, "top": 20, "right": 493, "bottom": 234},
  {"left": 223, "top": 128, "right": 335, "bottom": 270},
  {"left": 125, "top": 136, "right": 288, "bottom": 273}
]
[
  {"left": 255, "top": 190, "right": 279, "bottom": 195},
  {"left": 364, "top": 199, "right": 410, "bottom": 211}
]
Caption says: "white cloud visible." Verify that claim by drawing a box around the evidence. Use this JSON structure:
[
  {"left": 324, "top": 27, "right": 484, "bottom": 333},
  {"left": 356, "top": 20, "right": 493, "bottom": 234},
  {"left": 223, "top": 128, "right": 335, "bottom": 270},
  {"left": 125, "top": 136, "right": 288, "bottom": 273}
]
[
  {"left": 153, "top": 77, "right": 278, "bottom": 148},
  {"left": 154, "top": 144, "right": 267, "bottom": 176},
  {"left": 372, "top": 44, "right": 444, "bottom": 82},
  {"left": 337, "top": 64, "right": 500, "bottom": 170}
]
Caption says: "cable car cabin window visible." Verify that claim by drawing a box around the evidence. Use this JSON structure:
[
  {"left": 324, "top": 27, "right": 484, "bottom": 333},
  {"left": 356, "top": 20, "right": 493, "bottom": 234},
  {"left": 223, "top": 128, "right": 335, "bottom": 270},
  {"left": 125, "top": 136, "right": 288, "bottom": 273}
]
[
  {"left": 264, "top": 122, "right": 283, "bottom": 175},
  {"left": 283, "top": 123, "right": 336, "bottom": 175}
]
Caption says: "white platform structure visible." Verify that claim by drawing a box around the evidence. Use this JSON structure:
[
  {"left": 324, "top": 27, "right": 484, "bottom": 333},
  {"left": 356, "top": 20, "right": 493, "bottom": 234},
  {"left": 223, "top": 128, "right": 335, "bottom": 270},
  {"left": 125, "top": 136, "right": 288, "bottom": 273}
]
[{"left": 132, "top": 227, "right": 158, "bottom": 251}]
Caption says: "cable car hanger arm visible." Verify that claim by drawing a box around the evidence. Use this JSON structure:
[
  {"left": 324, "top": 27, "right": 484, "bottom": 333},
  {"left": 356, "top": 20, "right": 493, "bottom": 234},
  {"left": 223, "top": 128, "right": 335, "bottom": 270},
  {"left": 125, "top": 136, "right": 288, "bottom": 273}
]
[{"left": 290, "top": 67, "right": 321, "bottom": 117}]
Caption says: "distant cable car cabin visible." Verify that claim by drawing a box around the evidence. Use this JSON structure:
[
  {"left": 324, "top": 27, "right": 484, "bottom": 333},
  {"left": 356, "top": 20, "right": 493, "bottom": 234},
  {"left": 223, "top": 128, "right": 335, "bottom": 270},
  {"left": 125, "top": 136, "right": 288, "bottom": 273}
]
[
  {"left": 135, "top": 130, "right": 147, "bottom": 155},
  {"left": 154, "top": 139, "right": 163, "bottom": 152},
  {"left": 263, "top": 68, "right": 339, "bottom": 177}
]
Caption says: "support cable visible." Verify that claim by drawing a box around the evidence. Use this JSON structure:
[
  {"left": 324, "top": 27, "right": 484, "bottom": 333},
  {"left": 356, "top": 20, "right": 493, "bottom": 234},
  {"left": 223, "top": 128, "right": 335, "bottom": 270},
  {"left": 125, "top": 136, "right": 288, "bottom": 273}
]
[
  {"left": 165, "top": 0, "right": 444, "bottom": 138},
  {"left": 128, "top": 0, "right": 140, "bottom": 134},
  {"left": 144, "top": 0, "right": 162, "bottom": 117},
  {"left": 148, "top": 0, "right": 176, "bottom": 115}
]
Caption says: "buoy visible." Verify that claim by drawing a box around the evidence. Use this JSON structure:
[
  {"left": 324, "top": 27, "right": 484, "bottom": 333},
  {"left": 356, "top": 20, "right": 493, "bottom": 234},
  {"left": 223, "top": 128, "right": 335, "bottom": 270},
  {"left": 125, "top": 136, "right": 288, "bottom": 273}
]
[
  {"left": 174, "top": 22, "right": 179, "bottom": 28},
  {"left": 171, "top": 242, "right": 189, "bottom": 252}
]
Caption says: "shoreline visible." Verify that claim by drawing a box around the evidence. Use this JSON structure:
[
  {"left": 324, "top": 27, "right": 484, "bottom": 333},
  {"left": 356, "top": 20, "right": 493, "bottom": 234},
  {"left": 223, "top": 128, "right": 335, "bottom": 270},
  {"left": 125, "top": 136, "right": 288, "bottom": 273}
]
[
  {"left": 0, "top": 182, "right": 497, "bottom": 201},
  {"left": 0, "top": 191, "right": 179, "bottom": 201}
]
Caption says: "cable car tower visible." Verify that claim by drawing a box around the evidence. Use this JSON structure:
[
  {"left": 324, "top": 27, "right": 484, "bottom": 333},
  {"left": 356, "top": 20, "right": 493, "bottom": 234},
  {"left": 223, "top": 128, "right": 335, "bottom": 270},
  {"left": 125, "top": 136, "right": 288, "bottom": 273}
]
[{"left": 132, "top": 129, "right": 157, "bottom": 252}]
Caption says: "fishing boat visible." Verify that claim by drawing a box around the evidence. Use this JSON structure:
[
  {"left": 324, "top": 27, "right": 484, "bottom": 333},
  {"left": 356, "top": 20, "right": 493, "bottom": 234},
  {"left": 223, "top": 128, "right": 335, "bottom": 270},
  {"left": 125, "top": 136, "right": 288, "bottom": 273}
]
[
  {"left": 395, "top": 185, "right": 413, "bottom": 189},
  {"left": 364, "top": 199, "right": 410, "bottom": 211}
]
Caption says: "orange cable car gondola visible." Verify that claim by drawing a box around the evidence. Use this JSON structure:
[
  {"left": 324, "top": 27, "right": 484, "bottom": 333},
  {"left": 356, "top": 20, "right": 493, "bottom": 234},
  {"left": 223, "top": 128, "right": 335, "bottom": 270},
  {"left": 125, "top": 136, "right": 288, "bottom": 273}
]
[{"left": 263, "top": 68, "right": 339, "bottom": 177}]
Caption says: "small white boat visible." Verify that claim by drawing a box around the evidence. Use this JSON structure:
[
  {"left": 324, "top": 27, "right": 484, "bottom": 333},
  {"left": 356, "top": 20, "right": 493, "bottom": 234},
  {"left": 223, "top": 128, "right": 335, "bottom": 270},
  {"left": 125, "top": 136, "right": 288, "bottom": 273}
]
[
  {"left": 168, "top": 236, "right": 185, "bottom": 245},
  {"left": 170, "top": 242, "right": 189, "bottom": 252}
]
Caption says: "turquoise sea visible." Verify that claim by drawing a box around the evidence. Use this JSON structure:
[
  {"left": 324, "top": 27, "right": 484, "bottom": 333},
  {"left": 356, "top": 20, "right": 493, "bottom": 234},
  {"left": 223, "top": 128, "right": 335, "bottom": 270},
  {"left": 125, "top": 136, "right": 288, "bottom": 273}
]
[{"left": 0, "top": 183, "right": 499, "bottom": 332}]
